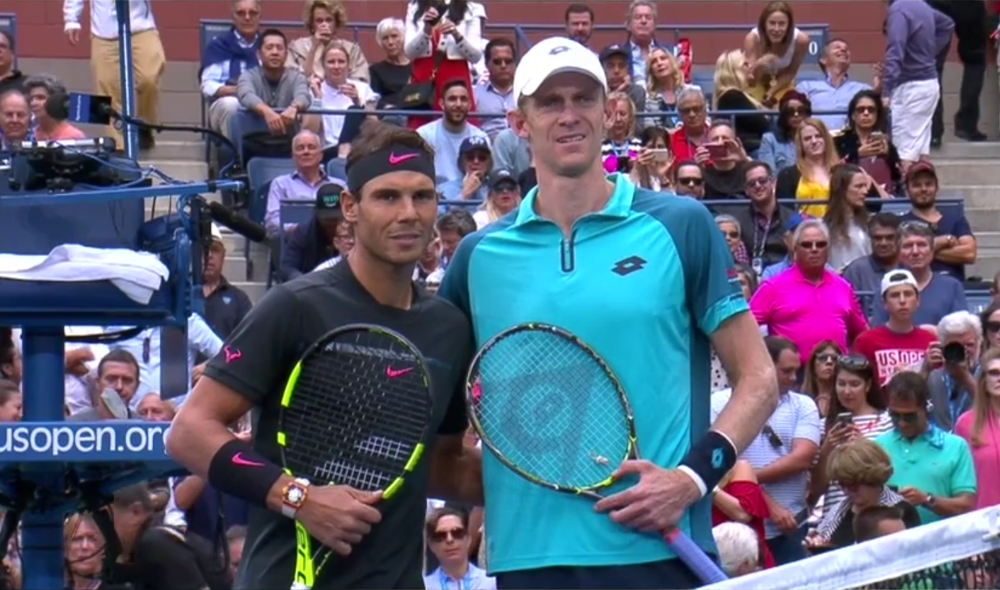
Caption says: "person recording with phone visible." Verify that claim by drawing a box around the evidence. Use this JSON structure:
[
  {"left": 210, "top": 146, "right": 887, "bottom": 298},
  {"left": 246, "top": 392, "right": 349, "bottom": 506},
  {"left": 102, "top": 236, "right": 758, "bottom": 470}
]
[
  {"left": 287, "top": 0, "right": 370, "bottom": 84},
  {"left": 693, "top": 121, "right": 750, "bottom": 200},
  {"left": 833, "top": 89, "right": 902, "bottom": 196},
  {"left": 924, "top": 311, "right": 981, "bottom": 433},
  {"left": 629, "top": 127, "right": 673, "bottom": 192}
]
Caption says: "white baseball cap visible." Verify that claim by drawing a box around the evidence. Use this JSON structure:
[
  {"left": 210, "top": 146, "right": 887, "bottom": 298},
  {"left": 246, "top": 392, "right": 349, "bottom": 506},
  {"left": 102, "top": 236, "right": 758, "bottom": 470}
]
[
  {"left": 512, "top": 36, "right": 608, "bottom": 102},
  {"left": 210, "top": 223, "right": 224, "bottom": 243},
  {"left": 881, "top": 269, "right": 919, "bottom": 297}
]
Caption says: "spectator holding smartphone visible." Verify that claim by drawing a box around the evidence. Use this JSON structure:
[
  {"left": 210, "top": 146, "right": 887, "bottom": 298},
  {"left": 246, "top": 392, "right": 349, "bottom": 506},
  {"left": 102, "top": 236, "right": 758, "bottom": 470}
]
[{"left": 833, "top": 89, "right": 902, "bottom": 196}]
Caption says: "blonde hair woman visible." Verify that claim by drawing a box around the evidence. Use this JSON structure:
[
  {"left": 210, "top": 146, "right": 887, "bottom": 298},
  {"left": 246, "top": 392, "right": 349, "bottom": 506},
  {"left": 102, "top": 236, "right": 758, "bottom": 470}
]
[
  {"left": 288, "top": 0, "right": 371, "bottom": 81},
  {"left": 643, "top": 47, "right": 695, "bottom": 129},
  {"left": 472, "top": 171, "right": 522, "bottom": 229},
  {"left": 713, "top": 49, "right": 770, "bottom": 155},
  {"left": 602, "top": 92, "right": 643, "bottom": 174},
  {"left": 775, "top": 118, "right": 841, "bottom": 217},
  {"left": 64, "top": 513, "right": 105, "bottom": 589},
  {"left": 955, "top": 347, "right": 1000, "bottom": 510}
]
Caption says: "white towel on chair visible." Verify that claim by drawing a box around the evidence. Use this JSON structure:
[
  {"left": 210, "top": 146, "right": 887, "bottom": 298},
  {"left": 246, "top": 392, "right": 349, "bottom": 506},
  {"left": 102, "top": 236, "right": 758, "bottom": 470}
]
[{"left": 0, "top": 244, "right": 170, "bottom": 304}]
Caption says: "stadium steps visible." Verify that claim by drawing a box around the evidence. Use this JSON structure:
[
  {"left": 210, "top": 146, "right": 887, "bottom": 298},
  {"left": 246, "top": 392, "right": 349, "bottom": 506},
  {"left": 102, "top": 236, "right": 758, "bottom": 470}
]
[
  {"left": 932, "top": 142, "right": 1000, "bottom": 280},
  {"left": 139, "top": 140, "right": 270, "bottom": 303}
]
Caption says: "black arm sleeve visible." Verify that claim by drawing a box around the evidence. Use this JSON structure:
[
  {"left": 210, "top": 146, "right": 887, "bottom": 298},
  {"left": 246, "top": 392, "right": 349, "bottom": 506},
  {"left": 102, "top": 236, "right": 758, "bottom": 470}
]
[
  {"left": 437, "top": 321, "right": 474, "bottom": 436},
  {"left": 202, "top": 284, "right": 303, "bottom": 405}
]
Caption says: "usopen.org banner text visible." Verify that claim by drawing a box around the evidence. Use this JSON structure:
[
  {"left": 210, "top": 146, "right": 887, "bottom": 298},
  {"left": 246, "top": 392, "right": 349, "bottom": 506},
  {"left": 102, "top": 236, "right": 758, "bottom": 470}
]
[{"left": 0, "top": 422, "right": 172, "bottom": 462}]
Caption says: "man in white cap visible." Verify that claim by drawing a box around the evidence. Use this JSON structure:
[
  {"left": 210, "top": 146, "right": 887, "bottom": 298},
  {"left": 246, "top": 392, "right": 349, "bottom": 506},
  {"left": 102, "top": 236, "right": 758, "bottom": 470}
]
[
  {"left": 854, "top": 269, "right": 938, "bottom": 386},
  {"left": 438, "top": 37, "right": 778, "bottom": 589}
]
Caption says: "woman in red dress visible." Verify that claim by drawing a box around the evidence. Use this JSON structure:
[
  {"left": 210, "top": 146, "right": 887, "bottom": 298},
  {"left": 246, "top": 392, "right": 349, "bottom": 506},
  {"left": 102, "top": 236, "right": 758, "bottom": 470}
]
[
  {"left": 711, "top": 459, "right": 775, "bottom": 569},
  {"left": 403, "top": 0, "right": 485, "bottom": 129}
]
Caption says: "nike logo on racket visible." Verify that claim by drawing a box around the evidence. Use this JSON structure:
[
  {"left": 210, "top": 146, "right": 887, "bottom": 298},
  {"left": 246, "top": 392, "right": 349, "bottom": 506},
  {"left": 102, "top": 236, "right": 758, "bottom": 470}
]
[
  {"left": 386, "top": 366, "right": 414, "bottom": 378},
  {"left": 388, "top": 153, "right": 418, "bottom": 165},
  {"left": 232, "top": 453, "right": 265, "bottom": 467}
]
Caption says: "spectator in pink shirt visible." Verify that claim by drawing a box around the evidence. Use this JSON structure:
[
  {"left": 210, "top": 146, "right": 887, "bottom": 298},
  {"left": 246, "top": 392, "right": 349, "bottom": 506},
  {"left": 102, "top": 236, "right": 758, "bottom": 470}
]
[
  {"left": 750, "top": 218, "right": 868, "bottom": 365},
  {"left": 23, "top": 74, "right": 85, "bottom": 141},
  {"left": 954, "top": 347, "right": 1000, "bottom": 510}
]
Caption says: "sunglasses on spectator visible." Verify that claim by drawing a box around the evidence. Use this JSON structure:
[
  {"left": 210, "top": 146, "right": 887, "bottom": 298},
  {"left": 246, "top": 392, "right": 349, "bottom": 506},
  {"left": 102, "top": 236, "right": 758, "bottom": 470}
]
[
  {"left": 816, "top": 353, "right": 837, "bottom": 364},
  {"left": 838, "top": 354, "right": 870, "bottom": 371},
  {"left": 745, "top": 177, "right": 770, "bottom": 189},
  {"left": 889, "top": 410, "right": 921, "bottom": 424},
  {"left": 430, "top": 528, "right": 467, "bottom": 543},
  {"left": 854, "top": 106, "right": 877, "bottom": 114},
  {"left": 677, "top": 177, "right": 704, "bottom": 187},
  {"left": 723, "top": 231, "right": 739, "bottom": 239},
  {"left": 899, "top": 220, "right": 932, "bottom": 231},
  {"left": 986, "top": 321, "right": 1000, "bottom": 334},
  {"left": 491, "top": 58, "right": 514, "bottom": 65},
  {"left": 786, "top": 107, "right": 810, "bottom": 116},
  {"left": 679, "top": 106, "right": 703, "bottom": 115},
  {"left": 465, "top": 153, "right": 489, "bottom": 162},
  {"left": 798, "top": 240, "right": 828, "bottom": 250},
  {"left": 761, "top": 424, "right": 783, "bottom": 449}
]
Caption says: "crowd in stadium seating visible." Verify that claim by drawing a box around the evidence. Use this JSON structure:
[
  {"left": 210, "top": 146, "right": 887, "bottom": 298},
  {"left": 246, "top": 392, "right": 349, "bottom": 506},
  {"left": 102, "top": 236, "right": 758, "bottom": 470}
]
[{"left": 0, "top": 0, "right": 999, "bottom": 587}]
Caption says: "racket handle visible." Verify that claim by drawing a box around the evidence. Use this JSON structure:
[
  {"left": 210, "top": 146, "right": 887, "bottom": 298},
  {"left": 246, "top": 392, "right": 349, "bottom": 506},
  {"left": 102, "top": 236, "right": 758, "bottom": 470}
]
[{"left": 662, "top": 529, "right": 728, "bottom": 584}]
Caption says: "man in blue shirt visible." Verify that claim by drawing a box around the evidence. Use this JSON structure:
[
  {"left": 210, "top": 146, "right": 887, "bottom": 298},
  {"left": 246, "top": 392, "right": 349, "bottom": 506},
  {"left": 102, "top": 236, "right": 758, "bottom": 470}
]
[{"left": 438, "top": 37, "right": 779, "bottom": 590}]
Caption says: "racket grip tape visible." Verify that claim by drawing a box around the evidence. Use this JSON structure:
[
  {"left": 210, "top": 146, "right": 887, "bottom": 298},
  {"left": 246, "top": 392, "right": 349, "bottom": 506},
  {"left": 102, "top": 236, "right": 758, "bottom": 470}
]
[{"left": 662, "top": 529, "right": 728, "bottom": 584}]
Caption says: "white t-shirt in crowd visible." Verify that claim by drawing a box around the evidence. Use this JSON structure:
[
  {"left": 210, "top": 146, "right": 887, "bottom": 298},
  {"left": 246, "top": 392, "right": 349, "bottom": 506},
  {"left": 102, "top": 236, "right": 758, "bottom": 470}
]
[
  {"left": 416, "top": 120, "right": 490, "bottom": 184},
  {"left": 319, "top": 79, "right": 378, "bottom": 147}
]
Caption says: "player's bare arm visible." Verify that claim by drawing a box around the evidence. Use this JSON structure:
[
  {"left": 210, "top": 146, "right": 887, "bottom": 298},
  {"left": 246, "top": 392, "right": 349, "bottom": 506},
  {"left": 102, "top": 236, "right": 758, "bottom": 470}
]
[
  {"left": 709, "top": 312, "right": 779, "bottom": 454},
  {"left": 169, "top": 376, "right": 382, "bottom": 557},
  {"left": 428, "top": 435, "right": 484, "bottom": 505}
]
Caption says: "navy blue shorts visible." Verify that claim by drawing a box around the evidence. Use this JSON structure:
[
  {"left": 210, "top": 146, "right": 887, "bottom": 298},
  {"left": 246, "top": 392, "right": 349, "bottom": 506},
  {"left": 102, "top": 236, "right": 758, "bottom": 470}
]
[{"left": 496, "top": 558, "right": 704, "bottom": 590}]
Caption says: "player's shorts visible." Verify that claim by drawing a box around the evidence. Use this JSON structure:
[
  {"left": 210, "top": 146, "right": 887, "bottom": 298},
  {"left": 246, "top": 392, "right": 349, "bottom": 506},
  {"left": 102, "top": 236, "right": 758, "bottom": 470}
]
[{"left": 496, "top": 558, "right": 706, "bottom": 590}]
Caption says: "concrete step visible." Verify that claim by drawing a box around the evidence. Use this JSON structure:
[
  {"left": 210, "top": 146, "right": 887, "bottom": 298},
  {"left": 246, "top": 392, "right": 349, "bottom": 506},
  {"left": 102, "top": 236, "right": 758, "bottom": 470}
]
[
  {"left": 946, "top": 186, "right": 999, "bottom": 208},
  {"left": 969, "top": 247, "right": 1000, "bottom": 280},
  {"left": 975, "top": 231, "right": 1000, "bottom": 249},
  {"left": 966, "top": 207, "right": 1000, "bottom": 233},
  {"left": 144, "top": 140, "right": 209, "bottom": 162},
  {"left": 933, "top": 160, "right": 997, "bottom": 187},
  {"left": 934, "top": 141, "right": 1000, "bottom": 160}
]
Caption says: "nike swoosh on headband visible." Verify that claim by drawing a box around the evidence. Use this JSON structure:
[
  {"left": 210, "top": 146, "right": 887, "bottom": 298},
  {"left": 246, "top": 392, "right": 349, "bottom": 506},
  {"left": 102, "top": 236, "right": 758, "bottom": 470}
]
[{"left": 389, "top": 153, "right": 419, "bottom": 165}]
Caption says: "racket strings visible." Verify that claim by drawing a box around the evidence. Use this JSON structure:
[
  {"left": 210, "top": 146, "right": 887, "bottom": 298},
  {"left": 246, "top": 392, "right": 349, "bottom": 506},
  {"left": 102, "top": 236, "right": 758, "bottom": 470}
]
[
  {"left": 281, "top": 331, "right": 431, "bottom": 491},
  {"left": 471, "top": 330, "right": 631, "bottom": 489}
]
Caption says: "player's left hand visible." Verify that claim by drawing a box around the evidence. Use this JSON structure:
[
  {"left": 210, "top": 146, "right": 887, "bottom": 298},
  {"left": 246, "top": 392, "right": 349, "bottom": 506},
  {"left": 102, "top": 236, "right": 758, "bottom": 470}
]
[{"left": 594, "top": 460, "right": 702, "bottom": 533}]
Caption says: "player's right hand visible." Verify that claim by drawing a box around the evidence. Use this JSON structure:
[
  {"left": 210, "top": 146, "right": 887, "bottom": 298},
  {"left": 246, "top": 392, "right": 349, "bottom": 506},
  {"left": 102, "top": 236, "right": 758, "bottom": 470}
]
[{"left": 296, "top": 486, "right": 383, "bottom": 556}]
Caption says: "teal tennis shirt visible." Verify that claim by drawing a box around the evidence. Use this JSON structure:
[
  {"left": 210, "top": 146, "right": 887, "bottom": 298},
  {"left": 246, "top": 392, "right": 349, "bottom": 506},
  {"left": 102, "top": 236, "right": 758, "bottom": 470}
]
[{"left": 438, "top": 174, "right": 749, "bottom": 573}]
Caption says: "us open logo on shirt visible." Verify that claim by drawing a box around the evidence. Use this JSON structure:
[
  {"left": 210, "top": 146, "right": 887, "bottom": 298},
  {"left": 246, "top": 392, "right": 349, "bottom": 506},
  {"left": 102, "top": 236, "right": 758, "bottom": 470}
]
[{"left": 874, "top": 349, "right": 925, "bottom": 384}]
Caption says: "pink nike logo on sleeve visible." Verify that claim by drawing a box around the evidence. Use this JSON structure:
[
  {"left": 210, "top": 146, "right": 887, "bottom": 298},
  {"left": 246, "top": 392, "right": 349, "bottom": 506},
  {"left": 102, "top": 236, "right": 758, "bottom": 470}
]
[
  {"left": 388, "top": 153, "right": 419, "bottom": 165},
  {"left": 232, "top": 453, "right": 265, "bottom": 467},
  {"left": 386, "top": 366, "right": 415, "bottom": 378},
  {"left": 224, "top": 345, "right": 242, "bottom": 363}
]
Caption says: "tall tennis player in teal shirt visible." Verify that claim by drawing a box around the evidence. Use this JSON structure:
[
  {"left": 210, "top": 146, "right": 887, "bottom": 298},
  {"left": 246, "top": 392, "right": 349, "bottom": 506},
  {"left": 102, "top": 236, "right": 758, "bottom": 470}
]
[{"left": 438, "top": 37, "right": 780, "bottom": 590}]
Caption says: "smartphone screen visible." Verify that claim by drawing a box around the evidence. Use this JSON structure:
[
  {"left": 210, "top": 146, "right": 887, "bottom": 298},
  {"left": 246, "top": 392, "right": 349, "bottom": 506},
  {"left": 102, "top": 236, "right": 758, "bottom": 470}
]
[
  {"left": 836, "top": 411, "right": 853, "bottom": 426},
  {"left": 651, "top": 148, "right": 672, "bottom": 162}
]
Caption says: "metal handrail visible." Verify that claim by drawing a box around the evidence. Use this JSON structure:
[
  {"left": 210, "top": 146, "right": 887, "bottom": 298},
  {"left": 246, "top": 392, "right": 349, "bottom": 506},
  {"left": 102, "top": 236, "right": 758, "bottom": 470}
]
[{"left": 436, "top": 197, "right": 964, "bottom": 208}]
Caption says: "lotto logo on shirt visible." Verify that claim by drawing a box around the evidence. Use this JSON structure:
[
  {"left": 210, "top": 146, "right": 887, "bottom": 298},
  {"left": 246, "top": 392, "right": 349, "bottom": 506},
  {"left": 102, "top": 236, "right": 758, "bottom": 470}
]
[{"left": 874, "top": 349, "right": 926, "bottom": 384}]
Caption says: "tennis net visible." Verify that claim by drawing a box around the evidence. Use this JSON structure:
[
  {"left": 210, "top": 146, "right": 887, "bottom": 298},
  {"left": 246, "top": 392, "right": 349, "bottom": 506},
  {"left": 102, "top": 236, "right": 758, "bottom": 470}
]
[{"left": 701, "top": 507, "right": 1000, "bottom": 590}]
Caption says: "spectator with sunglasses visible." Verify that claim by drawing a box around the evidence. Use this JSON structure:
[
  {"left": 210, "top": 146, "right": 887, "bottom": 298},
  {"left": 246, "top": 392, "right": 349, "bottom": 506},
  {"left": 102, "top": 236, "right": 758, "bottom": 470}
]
[
  {"left": 807, "top": 438, "right": 919, "bottom": 551},
  {"left": 760, "top": 214, "right": 838, "bottom": 281},
  {"left": 671, "top": 161, "right": 706, "bottom": 200},
  {"left": 877, "top": 372, "right": 977, "bottom": 525},
  {"left": 758, "top": 91, "right": 811, "bottom": 175},
  {"left": 854, "top": 271, "right": 938, "bottom": 387},
  {"left": 979, "top": 302, "right": 1000, "bottom": 351},
  {"left": 801, "top": 341, "right": 845, "bottom": 419},
  {"left": 871, "top": 221, "right": 967, "bottom": 328},
  {"left": 833, "top": 89, "right": 902, "bottom": 196},
  {"left": 809, "top": 355, "right": 892, "bottom": 520},
  {"left": 423, "top": 507, "right": 495, "bottom": 590},
  {"left": 711, "top": 336, "right": 821, "bottom": 566},
  {"left": 730, "top": 161, "right": 796, "bottom": 276},
  {"left": 438, "top": 136, "right": 493, "bottom": 205},
  {"left": 750, "top": 219, "right": 868, "bottom": 367}
]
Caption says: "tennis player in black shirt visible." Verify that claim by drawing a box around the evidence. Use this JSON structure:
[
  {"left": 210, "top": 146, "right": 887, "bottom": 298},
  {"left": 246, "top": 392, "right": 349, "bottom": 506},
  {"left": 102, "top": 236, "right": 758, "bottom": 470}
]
[{"left": 167, "top": 121, "right": 483, "bottom": 590}]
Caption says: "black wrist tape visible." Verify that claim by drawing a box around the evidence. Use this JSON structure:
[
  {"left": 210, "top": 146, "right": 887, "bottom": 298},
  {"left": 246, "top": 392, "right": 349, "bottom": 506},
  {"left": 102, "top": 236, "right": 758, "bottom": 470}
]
[
  {"left": 681, "top": 430, "right": 738, "bottom": 492},
  {"left": 207, "top": 438, "right": 284, "bottom": 508}
]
